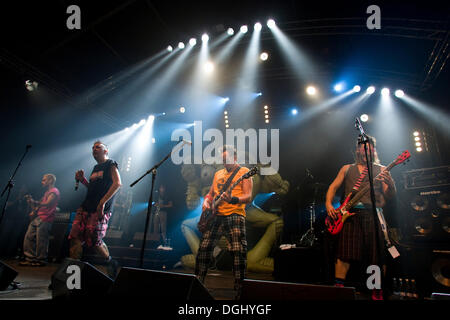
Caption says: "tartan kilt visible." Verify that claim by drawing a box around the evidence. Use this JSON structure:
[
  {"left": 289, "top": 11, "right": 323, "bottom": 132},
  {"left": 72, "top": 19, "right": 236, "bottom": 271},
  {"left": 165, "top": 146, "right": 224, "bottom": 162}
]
[{"left": 336, "top": 209, "right": 386, "bottom": 266}]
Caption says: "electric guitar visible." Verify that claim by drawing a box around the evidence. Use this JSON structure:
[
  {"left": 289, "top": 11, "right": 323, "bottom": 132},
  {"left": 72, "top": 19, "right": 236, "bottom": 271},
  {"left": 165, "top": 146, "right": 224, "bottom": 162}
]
[
  {"left": 325, "top": 150, "right": 411, "bottom": 235},
  {"left": 197, "top": 166, "right": 258, "bottom": 233}
]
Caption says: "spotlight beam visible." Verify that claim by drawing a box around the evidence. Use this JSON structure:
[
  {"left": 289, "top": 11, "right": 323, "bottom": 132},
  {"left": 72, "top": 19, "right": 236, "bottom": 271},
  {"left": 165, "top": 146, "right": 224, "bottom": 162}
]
[{"left": 268, "top": 22, "right": 315, "bottom": 81}]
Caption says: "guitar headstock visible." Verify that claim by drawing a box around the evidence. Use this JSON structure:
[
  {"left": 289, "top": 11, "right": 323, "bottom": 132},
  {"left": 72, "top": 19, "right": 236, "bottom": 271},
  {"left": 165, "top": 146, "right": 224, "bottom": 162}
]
[
  {"left": 243, "top": 167, "right": 258, "bottom": 179},
  {"left": 394, "top": 150, "right": 411, "bottom": 165}
]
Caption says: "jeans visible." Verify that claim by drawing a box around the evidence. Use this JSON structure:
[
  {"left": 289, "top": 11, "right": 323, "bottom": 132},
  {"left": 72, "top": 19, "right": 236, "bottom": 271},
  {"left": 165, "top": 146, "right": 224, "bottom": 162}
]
[{"left": 23, "top": 216, "right": 52, "bottom": 263}]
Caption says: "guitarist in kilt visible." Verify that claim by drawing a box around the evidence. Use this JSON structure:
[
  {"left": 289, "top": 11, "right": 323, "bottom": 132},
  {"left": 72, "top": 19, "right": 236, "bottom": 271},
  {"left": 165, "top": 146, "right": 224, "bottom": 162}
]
[
  {"left": 325, "top": 136, "right": 396, "bottom": 300},
  {"left": 195, "top": 145, "right": 253, "bottom": 299},
  {"left": 20, "top": 174, "right": 60, "bottom": 266}
]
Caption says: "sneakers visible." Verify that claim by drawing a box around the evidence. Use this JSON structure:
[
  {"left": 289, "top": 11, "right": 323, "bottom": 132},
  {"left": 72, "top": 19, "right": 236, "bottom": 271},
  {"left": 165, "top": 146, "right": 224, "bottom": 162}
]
[{"left": 372, "top": 289, "right": 384, "bottom": 301}]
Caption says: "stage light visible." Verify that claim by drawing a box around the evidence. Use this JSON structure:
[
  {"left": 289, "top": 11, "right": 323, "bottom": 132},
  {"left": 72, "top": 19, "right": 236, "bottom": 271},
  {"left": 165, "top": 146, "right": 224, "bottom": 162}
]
[
  {"left": 225, "top": 119, "right": 229, "bottom": 123},
  {"left": 189, "top": 38, "right": 197, "bottom": 46},
  {"left": 180, "top": 107, "right": 186, "bottom": 113},
  {"left": 413, "top": 131, "right": 420, "bottom": 136},
  {"left": 360, "top": 114, "right": 369, "bottom": 122},
  {"left": 226, "top": 124, "right": 229, "bottom": 128},
  {"left": 162, "top": 112, "right": 166, "bottom": 116},
  {"left": 260, "top": 52, "right": 269, "bottom": 61},
  {"left": 224, "top": 115, "right": 228, "bottom": 119},
  {"left": 224, "top": 110, "right": 228, "bottom": 115},
  {"left": 381, "top": 88, "right": 390, "bottom": 96},
  {"left": 414, "top": 137, "right": 420, "bottom": 141},
  {"left": 416, "top": 147, "right": 423, "bottom": 152},
  {"left": 178, "top": 42, "right": 185, "bottom": 49},
  {"left": 395, "top": 89, "right": 404, "bottom": 98},
  {"left": 306, "top": 86, "right": 317, "bottom": 95},
  {"left": 254, "top": 22, "right": 262, "bottom": 31},
  {"left": 227, "top": 27, "right": 234, "bottom": 35},
  {"left": 353, "top": 85, "right": 361, "bottom": 92},
  {"left": 152, "top": 138, "right": 156, "bottom": 144},
  {"left": 149, "top": 115, "right": 155, "bottom": 121},
  {"left": 334, "top": 83, "right": 344, "bottom": 92},
  {"left": 167, "top": 45, "right": 173, "bottom": 52},
  {"left": 267, "top": 19, "right": 276, "bottom": 28},
  {"left": 204, "top": 61, "right": 215, "bottom": 73},
  {"left": 366, "top": 86, "right": 375, "bottom": 94},
  {"left": 265, "top": 119, "right": 269, "bottom": 123},
  {"left": 291, "top": 108, "right": 298, "bottom": 115},
  {"left": 264, "top": 110, "right": 268, "bottom": 114},
  {"left": 25, "top": 80, "right": 38, "bottom": 91},
  {"left": 264, "top": 105, "right": 268, "bottom": 110},
  {"left": 415, "top": 142, "right": 421, "bottom": 147},
  {"left": 240, "top": 25, "right": 248, "bottom": 34},
  {"left": 257, "top": 92, "right": 262, "bottom": 96},
  {"left": 201, "top": 34, "right": 209, "bottom": 42}
]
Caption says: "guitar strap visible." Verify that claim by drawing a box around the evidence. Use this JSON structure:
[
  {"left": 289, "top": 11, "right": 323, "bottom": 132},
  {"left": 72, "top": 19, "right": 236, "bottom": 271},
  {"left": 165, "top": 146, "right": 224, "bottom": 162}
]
[{"left": 215, "top": 166, "right": 241, "bottom": 200}]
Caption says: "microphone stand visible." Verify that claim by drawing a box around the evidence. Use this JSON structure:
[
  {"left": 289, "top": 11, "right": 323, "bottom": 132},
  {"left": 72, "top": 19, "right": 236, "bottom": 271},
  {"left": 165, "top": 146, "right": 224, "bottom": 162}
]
[
  {"left": 0, "top": 145, "right": 32, "bottom": 231},
  {"left": 355, "top": 119, "right": 383, "bottom": 287},
  {"left": 130, "top": 140, "right": 187, "bottom": 269}
]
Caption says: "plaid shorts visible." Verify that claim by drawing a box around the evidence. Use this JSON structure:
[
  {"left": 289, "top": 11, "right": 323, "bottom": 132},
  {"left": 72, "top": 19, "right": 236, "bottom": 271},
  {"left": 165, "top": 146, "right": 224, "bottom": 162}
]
[
  {"left": 336, "top": 209, "right": 386, "bottom": 266},
  {"left": 68, "top": 208, "right": 111, "bottom": 247},
  {"left": 195, "top": 214, "right": 247, "bottom": 282}
]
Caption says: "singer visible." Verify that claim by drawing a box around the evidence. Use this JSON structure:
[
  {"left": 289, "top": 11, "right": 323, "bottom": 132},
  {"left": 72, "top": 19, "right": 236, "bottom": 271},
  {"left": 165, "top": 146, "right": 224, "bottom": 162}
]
[
  {"left": 325, "top": 135, "right": 396, "bottom": 300},
  {"left": 20, "top": 174, "right": 60, "bottom": 266},
  {"left": 68, "top": 141, "right": 122, "bottom": 278}
]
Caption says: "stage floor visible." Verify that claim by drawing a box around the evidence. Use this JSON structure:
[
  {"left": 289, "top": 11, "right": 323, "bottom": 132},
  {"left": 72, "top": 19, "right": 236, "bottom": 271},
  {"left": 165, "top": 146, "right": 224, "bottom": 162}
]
[{"left": 0, "top": 258, "right": 274, "bottom": 300}]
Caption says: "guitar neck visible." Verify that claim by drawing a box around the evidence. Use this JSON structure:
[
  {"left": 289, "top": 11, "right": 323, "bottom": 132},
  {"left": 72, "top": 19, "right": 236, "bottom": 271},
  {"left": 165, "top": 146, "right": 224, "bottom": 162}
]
[
  {"left": 345, "top": 162, "right": 396, "bottom": 210},
  {"left": 213, "top": 178, "right": 242, "bottom": 207}
]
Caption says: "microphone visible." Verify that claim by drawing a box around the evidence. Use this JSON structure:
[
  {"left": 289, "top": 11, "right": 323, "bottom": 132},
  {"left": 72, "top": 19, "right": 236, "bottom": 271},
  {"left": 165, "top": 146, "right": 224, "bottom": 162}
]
[{"left": 75, "top": 179, "right": 79, "bottom": 191}]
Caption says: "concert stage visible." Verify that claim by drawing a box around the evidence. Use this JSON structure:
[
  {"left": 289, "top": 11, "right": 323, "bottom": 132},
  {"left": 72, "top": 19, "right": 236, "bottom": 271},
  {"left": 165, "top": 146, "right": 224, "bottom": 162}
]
[{"left": 0, "top": 257, "right": 416, "bottom": 301}]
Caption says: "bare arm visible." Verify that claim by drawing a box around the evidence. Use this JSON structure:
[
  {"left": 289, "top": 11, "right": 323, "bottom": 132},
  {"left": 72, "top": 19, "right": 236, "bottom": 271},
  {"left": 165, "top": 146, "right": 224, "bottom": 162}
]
[
  {"left": 39, "top": 193, "right": 57, "bottom": 207},
  {"left": 97, "top": 165, "right": 122, "bottom": 214}
]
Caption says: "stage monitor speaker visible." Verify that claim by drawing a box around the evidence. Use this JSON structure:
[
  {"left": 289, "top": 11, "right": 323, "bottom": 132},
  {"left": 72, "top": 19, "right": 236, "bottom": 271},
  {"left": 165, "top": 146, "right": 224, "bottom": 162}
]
[
  {"left": 51, "top": 258, "right": 113, "bottom": 299},
  {"left": 110, "top": 267, "right": 213, "bottom": 300},
  {"left": 0, "top": 260, "right": 18, "bottom": 291},
  {"left": 240, "top": 279, "right": 356, "bottom": 301}
]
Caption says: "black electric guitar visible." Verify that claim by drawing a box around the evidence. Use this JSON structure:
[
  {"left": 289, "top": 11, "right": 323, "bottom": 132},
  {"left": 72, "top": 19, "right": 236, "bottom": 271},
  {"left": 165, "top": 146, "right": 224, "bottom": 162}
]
[{"left": 197, "top": 166, "right": 258, "bottom": 233}]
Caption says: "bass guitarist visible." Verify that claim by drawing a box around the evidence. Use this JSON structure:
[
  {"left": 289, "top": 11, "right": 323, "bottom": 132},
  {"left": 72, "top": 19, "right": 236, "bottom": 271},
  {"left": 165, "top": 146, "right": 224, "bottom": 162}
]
[
  {"left": 325, "top": 135, "right": 396, "bottom": 300},
  {"left": 20, "top": 174, "right": 60, "bottom": 266},
  {"left": 195, "top": 145, "right": 253, "bottom": 299}
]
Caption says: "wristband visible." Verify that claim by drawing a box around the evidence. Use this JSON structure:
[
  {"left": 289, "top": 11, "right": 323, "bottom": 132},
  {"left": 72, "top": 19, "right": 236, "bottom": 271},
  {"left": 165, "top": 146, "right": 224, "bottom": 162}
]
[{"left": 230, "top": 197, "right": 239, "bottom": 204}]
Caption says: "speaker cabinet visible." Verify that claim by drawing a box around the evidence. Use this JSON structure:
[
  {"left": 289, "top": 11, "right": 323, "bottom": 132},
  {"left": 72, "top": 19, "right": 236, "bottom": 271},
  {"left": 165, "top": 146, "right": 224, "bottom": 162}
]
[
  {"left": 110, "top": 267, "right": 213, "bottom": 300},
  {"left": 51, "top": 258, "right": 113, "bottom": 299},
  {"left": 400, "top": 186, "right": 450, "bottom": 243}
]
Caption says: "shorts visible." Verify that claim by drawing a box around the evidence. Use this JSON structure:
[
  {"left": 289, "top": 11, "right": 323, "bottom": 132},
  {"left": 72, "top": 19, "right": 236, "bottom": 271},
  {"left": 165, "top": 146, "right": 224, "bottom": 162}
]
[{"left": 68, "top": 208, "right": 111, "bottom": 247}]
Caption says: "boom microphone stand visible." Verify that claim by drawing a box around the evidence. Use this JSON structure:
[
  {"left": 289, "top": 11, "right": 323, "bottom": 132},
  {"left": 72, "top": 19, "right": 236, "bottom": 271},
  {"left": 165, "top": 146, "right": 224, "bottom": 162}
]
[
  {"left": 355, "top": 118, "right": 383, "bottom": 286},
  {"left": 0, "top": 145, "right": 32, "bottom": 231},
  {"left": 130, "top": 140, "right": 189, "bottom": 268}
]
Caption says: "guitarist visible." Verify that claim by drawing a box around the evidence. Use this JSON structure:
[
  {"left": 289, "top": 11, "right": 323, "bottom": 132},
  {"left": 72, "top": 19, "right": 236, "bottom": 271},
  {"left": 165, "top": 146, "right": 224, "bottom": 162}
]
[
  {"left": 195, "top": 145, "right": 253, "bottom": 299},
  {"left": 325, "top": 136, "right": 396, "bottom": 300},
  {"left": 20, "top": 174, "right": 60, "bottom": 266}
]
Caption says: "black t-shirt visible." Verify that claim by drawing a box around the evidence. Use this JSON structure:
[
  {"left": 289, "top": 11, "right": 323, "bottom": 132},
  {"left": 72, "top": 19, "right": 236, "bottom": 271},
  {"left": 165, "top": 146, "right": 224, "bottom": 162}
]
[{"left": 81, "top": 159, "right": 118, "bottom": 213}]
